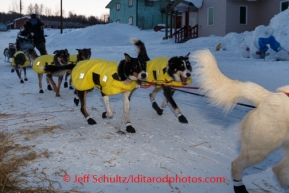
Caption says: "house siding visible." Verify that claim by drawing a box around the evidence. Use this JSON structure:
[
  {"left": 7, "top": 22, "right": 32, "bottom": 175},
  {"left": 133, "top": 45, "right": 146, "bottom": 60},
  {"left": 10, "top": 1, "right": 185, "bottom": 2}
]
[
  {"left": 225, "top": 0, "right": 284, "bottom": 34},
  {"left": 198, "top": 0, "right": 227, "bottom": 37},
  {"left": 137, "top": 1, "right": 167, "bottom": 30},
  {"left": 107, "top": 0, "right": 168, "bottom": 30}
]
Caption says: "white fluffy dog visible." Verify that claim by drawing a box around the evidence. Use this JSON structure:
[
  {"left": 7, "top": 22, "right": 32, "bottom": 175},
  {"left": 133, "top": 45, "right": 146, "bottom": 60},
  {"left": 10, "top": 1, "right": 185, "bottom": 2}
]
[{"left": 192, "top": 49, "right": 289, "bottom": 193}]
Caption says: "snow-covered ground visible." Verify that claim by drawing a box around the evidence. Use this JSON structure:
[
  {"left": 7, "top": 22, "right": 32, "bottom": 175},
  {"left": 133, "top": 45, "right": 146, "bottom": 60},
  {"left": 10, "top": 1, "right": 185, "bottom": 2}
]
[{"left": 1, "top": 9, "right": 289, "bottom": 193}]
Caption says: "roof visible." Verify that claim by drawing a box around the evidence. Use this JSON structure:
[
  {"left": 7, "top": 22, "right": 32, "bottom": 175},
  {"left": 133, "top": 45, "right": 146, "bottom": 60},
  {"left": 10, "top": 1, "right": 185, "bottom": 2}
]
[{"left": 186, "top": 0, "right": 203, "bottom": 8}]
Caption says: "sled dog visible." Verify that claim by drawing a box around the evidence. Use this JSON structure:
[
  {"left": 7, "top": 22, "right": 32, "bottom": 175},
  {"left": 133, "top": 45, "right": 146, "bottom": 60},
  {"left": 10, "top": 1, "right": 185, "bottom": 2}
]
[
  {"left": 193, "top": 49, "right": 289, "bottom": 193},
  {"left": 132, "top": 38, "right": 192, "bottom": 123}
]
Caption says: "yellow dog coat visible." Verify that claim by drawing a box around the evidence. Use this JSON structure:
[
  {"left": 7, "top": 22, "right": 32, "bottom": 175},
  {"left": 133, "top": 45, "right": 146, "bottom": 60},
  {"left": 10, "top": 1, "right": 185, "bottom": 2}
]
[
  {"left": 11, "top": 51, "right": 30, "bottom": 67},
  {"left": 146, "top": 57, "right": 192, "bottom": 87},
  {"left": 72, "top": 59, "right": 137, "bottom": 95},
  {"left": 32, "top": 55, "right": 54, "bottom": 74}
]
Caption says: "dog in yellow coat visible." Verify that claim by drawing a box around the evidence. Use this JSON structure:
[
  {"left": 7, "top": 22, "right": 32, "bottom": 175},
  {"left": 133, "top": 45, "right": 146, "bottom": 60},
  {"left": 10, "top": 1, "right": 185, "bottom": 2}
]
[
  {"left": 44, "top": 53, "right": 147, "bottom": 133},
  {"left": 28, "top": 48, "right": 70, "bottom": 96},
  {"left": 11, "top": 51, "right": 30, "bottom": 83},
  {"left": 131, "top": 38, "right": 192, "bottom": 123}
]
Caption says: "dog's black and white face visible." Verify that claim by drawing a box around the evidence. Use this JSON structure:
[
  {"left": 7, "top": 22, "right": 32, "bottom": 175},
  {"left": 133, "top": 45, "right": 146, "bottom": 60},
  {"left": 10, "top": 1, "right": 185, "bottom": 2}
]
[
  {"left": 14, "top": 53, "right": 27, "bottom": 69},
  {"left": 76, "top": 48, "right": 91, "bottom": 61},
  {"left": 53, "top": 49, "right": 70, "bottom": 66},
  {"left": 118, "top": 53, "right": 147, "bottom": 81},
  {"left": 167, "top": 53, "right": 192, "bottom": 85}
]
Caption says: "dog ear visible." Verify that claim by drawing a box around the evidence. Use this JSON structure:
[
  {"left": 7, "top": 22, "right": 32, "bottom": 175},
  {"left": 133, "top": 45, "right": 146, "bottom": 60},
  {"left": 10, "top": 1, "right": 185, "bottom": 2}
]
[
  {"left": 124, "top": 53, "right": 131, "bottom": 63},
  {"left": 185, "top": 53, "right": 190, "bottom": 60},
  {"left": 53, "top": 50, "right": 58, "bottom": 54}
]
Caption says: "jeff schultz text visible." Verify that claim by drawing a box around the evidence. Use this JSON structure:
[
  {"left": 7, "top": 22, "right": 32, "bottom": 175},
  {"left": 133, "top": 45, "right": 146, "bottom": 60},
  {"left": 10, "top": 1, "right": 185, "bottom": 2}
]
[{"left": 68, "top": 174, "right": 226, "bottom": 184}]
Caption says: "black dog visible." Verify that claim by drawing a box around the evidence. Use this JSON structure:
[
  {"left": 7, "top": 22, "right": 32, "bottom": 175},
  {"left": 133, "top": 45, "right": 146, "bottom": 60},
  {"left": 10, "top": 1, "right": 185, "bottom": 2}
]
[
  {"left": 30, "top": 49, "right": 70, "bottom": 96},
  {"left": 11, "top": 51, "right": 30, "bottom": 83},
  {"left": 46, "top": 49, "right": 70, "bottom": 97},
  {"left": 132, "top": 38, "right": 192, "bottom": 123},
  {"left": 64, "top": 48, "right": 91, "bottom": 89}
]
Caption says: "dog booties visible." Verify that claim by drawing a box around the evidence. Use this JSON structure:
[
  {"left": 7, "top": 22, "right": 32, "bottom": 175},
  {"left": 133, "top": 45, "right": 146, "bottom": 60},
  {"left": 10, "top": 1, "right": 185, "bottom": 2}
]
[
  {"left": 146, "top": 57, "right": 192, "bottom": 87},
  {"left": 72, "top": 59, "right": 137, "bottom": 96},
  {"left": 32, "top": 55, "right": 54, "bottom": 74},
  {"left": 11, "top": 51, "right": 30, "bottom": 67}
]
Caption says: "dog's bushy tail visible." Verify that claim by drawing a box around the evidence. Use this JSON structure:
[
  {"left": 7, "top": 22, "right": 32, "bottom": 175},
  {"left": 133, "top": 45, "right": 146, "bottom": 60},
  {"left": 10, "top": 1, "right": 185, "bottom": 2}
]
[
  {"left": 192, "top": 49, "right": 271, "bottom": 111},
  {"left": 44, "top": 64, "right": 75, "bottom": 73},
  {"left": 131, "top": 38, "right": 150, "bottom": 61}
]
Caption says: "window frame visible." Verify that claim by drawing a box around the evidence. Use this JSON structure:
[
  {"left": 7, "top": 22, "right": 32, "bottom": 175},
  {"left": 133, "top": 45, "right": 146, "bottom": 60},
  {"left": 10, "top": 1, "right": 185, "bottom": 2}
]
[
  {"left": 116, "top": 3, "right": 120, "bottom": 11},
  {"left": 128, "top": 16, "right": 133, "bottom": 25},
  {"left": 129, "top": 0, "right": 133, "bottom": 7},
  {"left": 239, "top": 5, "right": 248, "bottom": 25},
  {"left": 280, "top": 0, "right": 289, "bottom": 11},
  {"left": 207, "top": 7, "right": 214, "bottom": 26},
  {"left": 145, "top": 0, "right": 153, "bottom": 7}
]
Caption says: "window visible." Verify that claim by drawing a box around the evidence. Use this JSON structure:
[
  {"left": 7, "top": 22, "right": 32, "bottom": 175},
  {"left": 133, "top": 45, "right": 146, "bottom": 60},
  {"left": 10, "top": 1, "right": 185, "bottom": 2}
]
[
  {"left": 145, "top": 0, "right": 153, "bottom": 7},
  {"left": 128, "top": 17, "right": 133, "bottom": 25},
  {"left": 129, "top": 0, "right": 133, "bottom": 7},
  {"left": 116, "top": 3, "right": 120, "bottom": 10},
  {"left": 239, "top": 6, "right": 247, "bottom": 25},
  {"left": 281, "top": 1, "right": 289, "bottom": 11},
  {"left": 207, "top": 7, "right": 214, "bottom": 26}
]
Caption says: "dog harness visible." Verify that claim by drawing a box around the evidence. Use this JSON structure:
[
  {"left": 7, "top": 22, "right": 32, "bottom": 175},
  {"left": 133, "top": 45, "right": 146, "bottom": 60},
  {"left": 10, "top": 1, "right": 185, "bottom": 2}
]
[
  {"left": 11, "top": 51, "right": 30, "bottom": 67},
  {"left": 146, "top": 57, "right": 192, "bottom": 88},
  {"left": 32, "top": 55, "right": 54, "bottom": 74},
  {"left": 72, "top": 59, "right": 137, "bottom": 95},
  {"left": 69, "top": 54, "right": 78, "bottom": 65}
]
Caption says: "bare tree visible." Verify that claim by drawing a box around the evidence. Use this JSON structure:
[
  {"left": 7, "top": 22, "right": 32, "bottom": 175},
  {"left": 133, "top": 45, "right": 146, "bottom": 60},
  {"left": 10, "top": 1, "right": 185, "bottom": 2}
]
[
  {"left": 34, "top": 4, "right": 39, "bottom": 14},
  {"left": 9, "top": 0, "right": 19, "bottom": 13},
  {"left": 44, "top": 7, "right": 52, "bottom": 16},
  {"left": 26, "top": 3, "right": 33, "bottom": 14},
  {"left": 39, "top": 4, "right": 44, "bottom": 15}
]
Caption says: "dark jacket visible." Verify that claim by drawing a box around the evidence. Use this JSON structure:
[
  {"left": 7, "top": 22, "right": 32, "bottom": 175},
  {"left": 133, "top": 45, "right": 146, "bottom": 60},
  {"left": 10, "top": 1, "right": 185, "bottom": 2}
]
[{"left": 21, "top": 19, "right": 46, "bottom": 44}]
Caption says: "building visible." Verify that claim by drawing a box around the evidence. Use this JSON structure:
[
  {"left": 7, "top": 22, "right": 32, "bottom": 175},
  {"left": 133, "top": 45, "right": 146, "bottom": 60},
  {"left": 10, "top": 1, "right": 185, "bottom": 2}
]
[
  {"left": 0, "top": 23, "right": 7, "bottom": 31},
  {"left": 106, "top": 0, "right": 170, "bottom": 30},
  {"left": 166, "top": 0, "right": 289, "bottom": 42}
]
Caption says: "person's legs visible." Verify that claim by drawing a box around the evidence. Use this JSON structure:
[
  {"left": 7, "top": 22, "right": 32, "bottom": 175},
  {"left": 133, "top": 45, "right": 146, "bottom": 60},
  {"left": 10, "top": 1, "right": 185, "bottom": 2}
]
[
  {"left": 35, "top": 42, "right": 47, "bottom": 55},
  {"left": 267, "top": 35, "right": 281, "bottom": 52},
  {"left": 258, "top": 35, "right": 281, "bottom": 53}
]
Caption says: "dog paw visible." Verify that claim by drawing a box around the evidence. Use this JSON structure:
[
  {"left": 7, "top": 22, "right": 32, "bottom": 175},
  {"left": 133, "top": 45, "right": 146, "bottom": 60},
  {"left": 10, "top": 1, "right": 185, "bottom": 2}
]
[
  {"left": 47, "top": 84, "right": 53, "bottom": 91},
  {"left": 56, "top": 93, "right": 60, "bottom": 97},
  {"left": 87, "top": 118, "right": 97, "bottom": 125},
  {"left": 69, "top": 86, "right": 74, "bottom": 90},
  {"left": 24, "top": 78, "right": 28, "bottom": 81},
  {"left": 39, "top": 89, "right": 44, "bottom": 93},
  {"left": 152, "top": 102, "right": 163, "bottom": 115},
  {"left": 178, "top": 115, "right": 188, "bottom": 123},
  {"left": 234, "top": 185, "right": 248, "bottom": 193},
  {"left": 126, "top": 125, "right": 136, "bottom": 133},
  {"left": 102, "top": 112, "right": 107, "bottom": 118},
  {"left": 20, "top": 79, "right": 24, "bottom": 83},
  {"left": 74, "top": 98, "right": 79, "bottom": 106},
  {"left": 11, "top": 69, "right": 14, "bottom": 73},
  {"left": 64, "top": 82, "right": 68, "bottom": 88}
]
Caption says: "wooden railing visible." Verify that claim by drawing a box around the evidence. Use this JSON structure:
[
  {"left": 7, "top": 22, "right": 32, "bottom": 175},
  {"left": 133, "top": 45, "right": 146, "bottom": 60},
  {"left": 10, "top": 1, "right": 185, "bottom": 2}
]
[{"left": 173, "top": 24, "right": 198, "bottom": 43}]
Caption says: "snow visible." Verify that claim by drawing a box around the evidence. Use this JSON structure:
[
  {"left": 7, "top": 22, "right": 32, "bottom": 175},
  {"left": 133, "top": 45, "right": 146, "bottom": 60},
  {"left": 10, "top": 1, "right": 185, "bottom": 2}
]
[
  {"left": 186, "top": 0, "right": 203, "bottom": 8},
  {"left": 1, "top": 9, "right": 289, "bottom": 193}
]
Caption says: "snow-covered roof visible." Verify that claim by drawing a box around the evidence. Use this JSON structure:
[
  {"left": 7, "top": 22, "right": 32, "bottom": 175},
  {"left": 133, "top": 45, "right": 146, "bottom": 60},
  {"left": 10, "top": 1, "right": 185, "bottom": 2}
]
[{"left": 186, "top": 0, "right": 203, "bottom": 8}]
